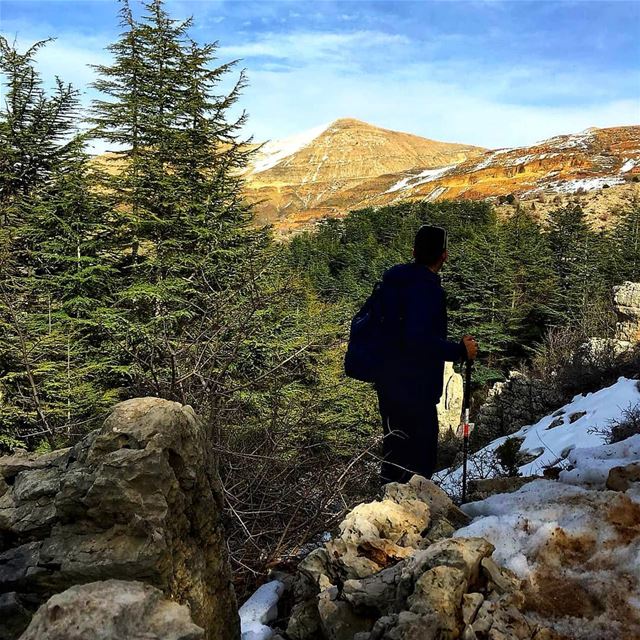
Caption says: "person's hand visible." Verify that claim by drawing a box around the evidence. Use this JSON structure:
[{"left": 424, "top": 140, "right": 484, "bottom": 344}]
[{"left": 462, "top": 335, "right": 478, "bottom": 361}]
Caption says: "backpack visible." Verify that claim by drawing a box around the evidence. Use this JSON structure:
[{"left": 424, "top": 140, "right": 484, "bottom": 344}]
[{"left": 344, "top": 281, "right": 388, "bottom": 383}]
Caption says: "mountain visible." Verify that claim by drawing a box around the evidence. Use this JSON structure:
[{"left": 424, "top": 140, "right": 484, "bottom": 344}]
[
  {"left": 243, "top": 122, "right": 640, "bottom": 234},
  {"left": 242, "top": 118, "right": 485, "bottom": 231}
]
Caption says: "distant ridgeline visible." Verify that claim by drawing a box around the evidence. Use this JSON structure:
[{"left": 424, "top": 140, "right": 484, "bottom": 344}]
[{"left": 241, "top": 120, "right": 640, "bottom": 234}]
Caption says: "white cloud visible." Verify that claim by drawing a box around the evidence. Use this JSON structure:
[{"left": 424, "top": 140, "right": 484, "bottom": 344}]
[
  {"left": 3, "top": 23, "right": 637, "bottom": 152},
  {"left": 218, "top": 30, "right": 410, "bottom": 64},
  {"left": 239, "top": 62, "right": 640, "bottom": 148},
  {"left": 225, "top": 29, "right": 640, "bottom": 148}
]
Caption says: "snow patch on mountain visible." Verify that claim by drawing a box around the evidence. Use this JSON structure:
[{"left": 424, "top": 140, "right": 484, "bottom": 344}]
[
  {"left": 621, "top": 158, "right": 638, "bottom": 173},
  {"left": 436, "top": 377, "right": 640, "bottom": 495},
  {"left": 251, "top": 123, "right": 331, "bottom": 174},
  {"left": 385, "top": 164, "right": 456, "bottom": 193}
]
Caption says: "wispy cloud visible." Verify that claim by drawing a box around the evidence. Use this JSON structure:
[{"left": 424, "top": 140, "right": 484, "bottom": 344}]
[{"left": 1, "top": 0, "right": 638, "bottom": 151}]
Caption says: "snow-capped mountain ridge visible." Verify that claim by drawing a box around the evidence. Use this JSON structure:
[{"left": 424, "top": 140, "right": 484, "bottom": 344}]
[{"left": 241, "top": 121, "right": 640, "bottom": 234}]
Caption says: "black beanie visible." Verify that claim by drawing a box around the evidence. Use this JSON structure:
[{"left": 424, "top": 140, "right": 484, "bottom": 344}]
[{"left": 414, "top": 225, "right": 448, "bottom": 265}]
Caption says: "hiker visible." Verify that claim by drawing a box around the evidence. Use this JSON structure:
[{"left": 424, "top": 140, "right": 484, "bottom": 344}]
[{"left": 375, "top": 225, "right": 478, "bottom": 483}]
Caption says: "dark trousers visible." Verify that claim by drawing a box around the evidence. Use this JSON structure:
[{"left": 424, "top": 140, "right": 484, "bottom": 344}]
[{"left": 377, "top": 389, "right": 439, "bottom": 484}]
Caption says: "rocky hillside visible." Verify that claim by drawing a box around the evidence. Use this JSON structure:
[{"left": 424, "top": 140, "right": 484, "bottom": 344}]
[
  {"left": 242, "top": 119, "right": 484, "bottom": 230},
  {"left": 243, "top": 123, "right": 640, "bottom": 235},
  {"left": 243, "top": 377, "right": 640, "bottom": 640}
]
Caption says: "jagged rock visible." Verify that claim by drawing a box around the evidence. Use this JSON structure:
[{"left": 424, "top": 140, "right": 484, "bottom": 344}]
[
  {"left": 476, "top": 372, "right": 564, "bottom": 444},
  {"left": 337, "top": 499, "right": 430, "bottom": 549},
  {"left": 606, "top": 462, "right": 640, "bottom": 491},
  {"left": 471, "top": 595, "right": 534, "bottom": 639},
  {"left": 318, "top": 585, "right": 374, "bottom": 640},
  {"left": 480, "top": 557, "right": 522, "bottom": 603},
  {"left": 325, "top": 497, "right": 429, "bottom": 579},
  {"left": 437, "top": 362, "right": 464, "bottom": 434},
  {"left": 286, "top": 600, "right": 321, "bottom": 640},
  {"left": 462, "top": 593, "right": 484, "bottom": 625},
  {"left": 0, "top": 397, "right": 239, "bottom": 640},
  {"left": 343, "top": 563, "right": 402, "bottom": 614},
  {"left": 295, "top": 548, "right": 335, "bottom": 597},
  {"left": 283, "top": 476, "right": 553, "bottom": 640},
  {"left": 614, "top": 281, "right": 640, "bottom": 342},
  {"left": 384, "top": 610, "right": 440, "bottom": 640},
  {"left": 384, "top": 475, "right": 469, "bottom": 528},
  {"left": 407, "top": 565, "right": 466, "bottom": 635},
  {"left": 19, "top": 579, "right": 203, "bottom": 640},
  {"left": 399, "top": 537, "right": 494, "bottom": 599}
]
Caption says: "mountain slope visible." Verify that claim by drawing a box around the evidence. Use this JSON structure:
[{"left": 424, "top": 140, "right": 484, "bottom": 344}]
[
  {"left": 242, "top": 118, "right": 485, "bottom": 228},
  {"left": 244, "top": 123, "right": 640, "bottom": 235}
]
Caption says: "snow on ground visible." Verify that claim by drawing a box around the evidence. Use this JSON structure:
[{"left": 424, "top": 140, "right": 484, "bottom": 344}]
[
  {"left": 385, "top": 165, "right": 456, "bottom": 194},
  {"left": 535, "top": 128, "right": 597, "bottom": 151},
  {"left": 455, "top": 477, "right": 640, "bottom": 639},
  {"left": 250, "top": 123, "right": 330, "bottom": 174},
  {"left": 436, "top": 377, "right": 640, "bottom": 497},
  {"left": 549, "top": 176, "right": 625, "bottom": 193},
  {"left": 239, "top": 580, "right": 285, "bottom": 640},
  {"left": 621, "top": 158, "right": 638, "bottom": 173},
  {"left": 446, "top": 376, "right": 640, "bottom": 639}
]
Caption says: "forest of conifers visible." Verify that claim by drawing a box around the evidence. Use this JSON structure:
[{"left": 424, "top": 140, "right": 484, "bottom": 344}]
[{"left": 1, "top": 0, "right": 639, "bottom": 591}]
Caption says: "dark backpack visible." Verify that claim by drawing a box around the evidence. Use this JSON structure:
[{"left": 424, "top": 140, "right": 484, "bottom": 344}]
[{"left": 344, "top": 281, "right": 388, "bottom": 383}]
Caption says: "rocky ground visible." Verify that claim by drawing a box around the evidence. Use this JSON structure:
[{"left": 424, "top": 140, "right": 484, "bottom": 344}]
[{"left": 0, "top": 397, "right": 240, "bottom": 640}]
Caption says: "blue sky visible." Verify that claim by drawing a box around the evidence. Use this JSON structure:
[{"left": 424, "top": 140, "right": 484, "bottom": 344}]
[{"left": 2, "top": 0, "right": 639, "bottom": 152}]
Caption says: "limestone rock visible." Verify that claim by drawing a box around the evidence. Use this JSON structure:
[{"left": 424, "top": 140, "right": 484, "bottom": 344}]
[
  {"left": 286, "top": 600, "right": 321, "bottom": 640},
  {"left": 437, "top": 362, "right": 464, "bottom": 434},
  {"left": 283, "top": 475, "right": 552, "bottom": 640},
  {"left": 325, "top": 497, "right": 430, "bottom": 578},
  {"left": 462, "top": 592, "right": 484, "bottom": 625},
  {"left": 614, "top": 281, "right": 640, "bottom": 342},
  {"left": 0, "top": 397, "right": 239, "bottom": 640},
  {"left": 342, "top": 563, "right": 402, "bottom": 614},
  {"left": 384, "top": 475, "right": 469, "bottom": 528},
  {"left": 606, "top": 462, "right": 640, "bottom": 491},
  {"left": 318, "top": 585, "right": 374, "bottom": 640},
  {"left": 19, "top": 579, "right": 203, "bottom": 640},
  {"left": 407, "top": 565, "right": 467, "bottom": 635}
]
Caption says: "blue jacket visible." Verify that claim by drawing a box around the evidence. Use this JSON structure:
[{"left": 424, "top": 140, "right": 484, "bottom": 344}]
[{"left": 376, "top": 262, "right": 465, "bottom": 405}]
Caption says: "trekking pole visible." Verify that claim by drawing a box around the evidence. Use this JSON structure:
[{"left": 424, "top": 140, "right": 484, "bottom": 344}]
[{"left": 461, "top": 359, "right": 473, "bottom": 504}]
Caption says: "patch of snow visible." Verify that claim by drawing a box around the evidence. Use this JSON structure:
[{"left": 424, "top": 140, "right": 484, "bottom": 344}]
[
  {"left": 547, "top": 176, "right": 625, "bottom": 193},
  {"left": 425, "top": 185, "right": 447, "bottom": 201},
  {"left": 537, "top": 128, "right": 597, "bottom": 151},
  {"left": 435, "top": 377, "right": 640, "bottom": 496},
  {"left": 251, "top": 123, "right": 330, "bottom": 174},
  {"left": 471, "top": 152, "right": 499, "bottom": 171},
  {"left": 454, "top": 478, "right": 640, "bottom": 640},
  {"left": 621, "top": 158, "right": 638, "bottom": 173},
  {"left": 560, "top": 434, "right": 640, "bottom": 488},
  {"left": 239, "top": 580, "right": 285, "bottom": 640},
  {"left": 385, "top": 165, "right": 456, "bottom": 194}
]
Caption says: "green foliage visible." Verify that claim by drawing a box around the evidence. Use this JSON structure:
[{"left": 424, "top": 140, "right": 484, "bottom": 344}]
[
  {"left": 0, "top": 37, "right": 122, "bottom": 447},
  {"left": 495, "top": 437, "right": 524, "bottom": 477}
]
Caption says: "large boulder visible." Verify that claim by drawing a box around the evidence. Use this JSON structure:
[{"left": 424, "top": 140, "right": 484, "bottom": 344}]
[
  {"left": 19, "top": 579, "right": 204, "bottom": 640},
  {"left": 614, "top": 281, "right": 640, "bottom": 342},
  {"left": 0, "top": 397, "right": 239, "bottom": 640}
]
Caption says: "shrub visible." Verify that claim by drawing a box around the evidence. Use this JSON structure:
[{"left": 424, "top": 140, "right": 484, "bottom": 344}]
[
  {"left": 607, "top": 403, "right": 640, "bottom": 444},
  {"left": 495, "top": 437, "right": 525, "bottom": 476}
]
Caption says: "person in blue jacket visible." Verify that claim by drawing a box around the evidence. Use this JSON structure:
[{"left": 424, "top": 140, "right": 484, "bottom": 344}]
[{"left": 376, "top": 225, "right": 477, "bottom": 483}]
